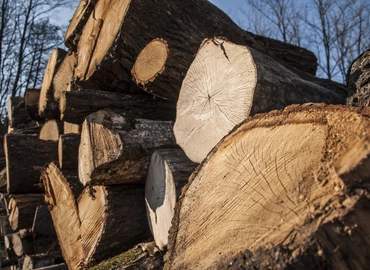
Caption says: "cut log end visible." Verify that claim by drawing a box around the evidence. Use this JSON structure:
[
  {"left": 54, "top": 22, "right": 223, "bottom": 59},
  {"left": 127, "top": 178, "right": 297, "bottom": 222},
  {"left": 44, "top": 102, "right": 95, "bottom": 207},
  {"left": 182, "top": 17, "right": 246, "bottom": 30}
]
[
  {"left": 132, "top": 39, "right": 168, "bottom": 86},
  {"left": 174, "top": 38, "right": 257, "bottom": 163},
  {"left": 39, "top": 120, "right": 64, "bottom": 141}
]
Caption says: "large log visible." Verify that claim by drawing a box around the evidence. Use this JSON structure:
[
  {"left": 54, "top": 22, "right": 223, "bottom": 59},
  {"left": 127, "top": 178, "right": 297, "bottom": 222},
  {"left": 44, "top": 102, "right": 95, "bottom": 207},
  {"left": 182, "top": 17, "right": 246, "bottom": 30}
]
[
  {"left": 174, "top": 38, "right": 344, "bottom": 163},
  {"left": 78, "top": 185, "right": 151, "bottom": 268},
  {"left": 8, "top": 194, "right": 45, "bottom": 231},
  {"left": 7, "top": 97, "right": 31, "bottom": 128},
  {"left": 39, "top": 120, "right": 64, "bottom": 141},
  {"left": 78, "top": 110, "right": 175, "bottom": 186},
  {"left": 53, "top": 52, "right": 76, "bottom": 101},
  {"left": 59, "top": 89, "right": 176, "bottom": 124},
  {"left": 165, "top": 104, "right": 370, "bottom": 269},
  {"left": 5, "top": 133, "right": 58, "bottom": 194},
  {"left": 145, "top": 149, "right": 197, "bottom": 250},
  {"left": 58, "top": 134, "right": 80, "bottom": 169},
  {"left": 39, "top": 48, "right": 67, "bottom": 119},
  {"left": 64, "top": 0, "right": 98, "bottom": 51},
  {"left": 346, "top": 50, "right": 370, "bottom": 107},
  {"left": 25, "top": 89, "right": 43, "bottom": 121},
  {"left": 41, "top": 162, "right": 83, "bottom": 269}
]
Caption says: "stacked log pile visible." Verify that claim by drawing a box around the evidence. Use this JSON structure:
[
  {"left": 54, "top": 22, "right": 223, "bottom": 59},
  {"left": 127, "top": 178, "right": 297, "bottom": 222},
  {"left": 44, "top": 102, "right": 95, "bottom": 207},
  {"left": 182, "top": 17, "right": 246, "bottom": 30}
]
[{"left": 1, "top": 0, "right": 369, "bottom": 269}]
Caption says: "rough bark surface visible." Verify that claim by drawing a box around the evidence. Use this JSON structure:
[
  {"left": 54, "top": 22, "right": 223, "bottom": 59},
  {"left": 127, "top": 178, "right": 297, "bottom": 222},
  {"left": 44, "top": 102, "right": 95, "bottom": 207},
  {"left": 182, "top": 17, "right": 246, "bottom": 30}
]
[
  {"left": 22, "top": 254, "right": 64, "bottom": 270},
  {"left": 165, "top": 104, "right": 370, "bottom": 269},
  {"left": 53, "top": 52, "right": 76, "bottom": 101},
  {"left": 58, "top": 134, "right": 80, "bottom": 169},
  {"left": 25, "top": 88, "right": 44, "bottom": 121},
  {"left": 145, "top": 149, "right": 197, "bottom": 250},
  {"left": 346, "top": 50, "right": 370, "bottom": 107},
  {"left": 60, "top": 89, "right": 176, "bottom": 124},
  {"left": 8, "top": 97, "right": 31, "bottom": 128},
  {"left": 39, "top": 120, "right": 64, "bottom": 141},
  {"left": 174, "top": 38, "right": 344, "bottom": 163},
  {"left": 78, "top": 110, "right": 175, "bottom": 186},
  {"left": 5, "top": 133, "right": 58, "bottom": 194},
  {"left": 78, "top": 185, "right": 151, "bottom": 268}
]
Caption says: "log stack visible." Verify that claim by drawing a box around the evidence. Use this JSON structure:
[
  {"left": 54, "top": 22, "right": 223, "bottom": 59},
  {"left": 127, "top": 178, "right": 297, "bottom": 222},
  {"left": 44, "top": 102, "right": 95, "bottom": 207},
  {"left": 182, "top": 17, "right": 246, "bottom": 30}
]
[{"left": 2, "top": 0, "right": 369, "bottom": 270}]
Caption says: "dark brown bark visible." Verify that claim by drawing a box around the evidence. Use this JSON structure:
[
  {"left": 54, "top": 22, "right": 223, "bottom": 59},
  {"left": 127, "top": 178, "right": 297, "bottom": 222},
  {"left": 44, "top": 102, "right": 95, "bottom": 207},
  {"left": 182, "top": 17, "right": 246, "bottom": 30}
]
[
  {"left": 25, "top": 88, "right": 44, "bottom": 121},
  {"left": 79, "top": 110, "right": 176, "bottom": 186},
  {"left": 0, "top": 215, "right": 11, "bottom": 237},
  {"left": 5, "top": 133, "right": 58, "bottom": 194},
  {"left": 0, "top": 167, "right": 7, "bottom": 193},
  {"left": 22, "top": 254, "right": 64, "bottom": 270},
  {"left": 39, "top": 120, "right": 64, "bottom": 141},
  {"left": 58, "top": 134, "right": 80, "bottom": 169},
  {"left": 11, "top": 229, "right": 35, "bottom": 257},
  {"left": 34, "top": 263, "right": 68, "bottom": 270},
  {"left": 59, "top": 89, "right": 176, "bottom": 124},
  {"left": 7, "top": 96, "right": 31, "bottom": 128}
]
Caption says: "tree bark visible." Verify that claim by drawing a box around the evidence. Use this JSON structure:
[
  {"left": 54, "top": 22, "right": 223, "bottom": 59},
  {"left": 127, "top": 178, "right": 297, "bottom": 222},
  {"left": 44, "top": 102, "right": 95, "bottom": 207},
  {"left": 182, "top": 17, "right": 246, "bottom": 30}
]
[
  {"left": 59, "top": 89, "right": 176, "bottom": 124},
  {"left": 39, "top": 120, "right": 64, "bottom": 141},
  {"left": 0, "top": 215, "right": 11, "bottom": 237},
  {"left": 53, "top": 52, "right": 76, "bottom": 101},
  {"left": 78, "top": 185, "right": 151, "bottom": 268},
  {"left": 145, "top": 149, "right": 197, "bottom": 250},
  {"left": 25, "top": 88, "right": 44, "bottom": 122},
  {"left": 64, "top": 0, "right": 99, "bottom": 51},
  {"left": 39, "top": 48, "right": 67, "bottom": 119},
  {"left": 22, "top": 254, "right": 64, "bottom": 270},
  {"left": 5, "top": 133, "right": 58, "bottom": 194},
  {"left": 165, "top": 104, "right": 370, "bottom": 269},
  {"left": 58, "top": 134, "right": 80, "bottom": 169},
  {"left": 11, "top": 229, "right": 35, "bottom": 257},
  {"left": 8, "top": 194, "right": 45, "bottom": 231},
  {"left": 174, "top": 38, "right": 344, "bottom": 163},
  {"left": 346, "top": 50, "right": 370, "bottom": 107},
  {"left": 7, "top": 97, "right": 31, "bottom": 128},
  {"left": 31, "top": 263, "right": 68, "bottom": 270},
  {"left": 41, "top": 162, "right": 83, "bottom": 270},
  {"left": 79, "top": 110, "right": 176, "bottom": 186}
]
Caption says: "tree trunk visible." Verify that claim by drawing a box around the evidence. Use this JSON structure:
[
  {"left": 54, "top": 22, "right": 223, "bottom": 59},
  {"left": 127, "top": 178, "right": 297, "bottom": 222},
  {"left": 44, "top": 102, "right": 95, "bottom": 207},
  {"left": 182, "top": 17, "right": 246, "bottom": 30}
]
[
  {"left": 174, "top": 38, "right": 344, "bottom": 163},
  {"left": 8, "top": 194, "right": 44, "bottom": 231},
  {"left": 78, "top": 185, "right": 151, "bottom": 268},
  {"left": 39, "top": 48, "right": 67, "bottom": 119},
  {"left": 5, "top": 133, "right": 58, "bottom": 194},
  {"left": 165, "top": 104, "right": 370, "bottom": 269},
  {"left": 63, "top": 122, "right": 81, "bottom": 134},
  {"left": 7, "top": 97, "right": 31, "bottom": 128},
  {"left": 25, "top": 89, "right": 44, "bottom": 122},
  {"left": 64, "top": 0, "right": 99, "bottom": 51},
  {"left": 78, "top": 110, "right": 175, "bottom": 186},
  {"left": 22, "top": 254, "right": 64, "bottom": 270},
  {"left": 145, "top": 149, "right": 197, "bottom": 250},
  {"left": 53, "top": 52, "right": 76, "bottom": 101},
  {"left": 41, "top": 162, "right": 83, "bottom": 270},
  {"left": 39, "top": 120, "right": 64, "bottom": 141},
  {"left": 11, "top": 229, "right": 35, "bottom": 257},
  {"left": 59, "top": 89, "right": 176, "bottom": 124},
  {"left": 346, "top": 50, "right": 370, "bottom": 107},
  {"left": 58, "top": 134, "right": 80, "bottom": 169}
]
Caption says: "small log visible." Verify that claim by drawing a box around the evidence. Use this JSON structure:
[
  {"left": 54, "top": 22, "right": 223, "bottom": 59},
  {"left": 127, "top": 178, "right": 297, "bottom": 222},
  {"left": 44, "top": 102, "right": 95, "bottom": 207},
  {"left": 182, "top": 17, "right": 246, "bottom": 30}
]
[
  {"left": 7, "top": 97, "right": 31, "bottom": 128},
  {"left": 41, "top": 162, "right": 83, "bottom": 269},
  {"left": 165, "top": 104, "right": 370, "bottom": 269},
  {"left": 25, "top": 89, "right": 44, "bottom": 121},
  {"left": 78, "top": 110, "right": 175, "bottom": 186},
  {"left": 53, "top": 52, "right": 76, "bottom": 101},
  {"left": 22, "top": 254, "right": 63, "bottom": 270},
  {"left": 59, "top": 89, "right": 176, "bottom": 124},
  {"left": 8, "top": 194, "right": 45, "bottom": 231},
  {"left": 58, "top": 134, "right": 80, "bottom": 169},
  {"left": 78, "top": 185, "right": 151, "bottom": 267},
  {"left": 39, "top": 120, "right": 64, "bottom": 141},
  {"left": 63, "top": 122, "right": 81, "bottom": 134},
  {"left": 5, "top": 133, "right": 58, "bottom": 194},
  {"left": 174, "top": 38, "right": 344, "bottom": 163},
  {"left": 39, "top": 48, "right": 67, "bottom": 119},
  {"left": 11, "top": 229, "right": 35, "bottom": 257},
  {"left": 346, "top": 50, "right": 370, "bottom": 107},
  {"left": 64, "top": 0, "right": 99, "bottom": 51},
  {"left": 145, "top": 149, "right": 197, "bottom": 250}
]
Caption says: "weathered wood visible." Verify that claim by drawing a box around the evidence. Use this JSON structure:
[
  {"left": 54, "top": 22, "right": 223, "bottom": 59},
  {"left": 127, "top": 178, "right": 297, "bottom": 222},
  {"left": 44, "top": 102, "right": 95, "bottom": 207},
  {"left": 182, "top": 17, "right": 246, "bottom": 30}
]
[
  {"left": 63, "top": 122, "right": 81, "bottom": 134},
  {"left": 22, "top": 254, "right": 64, "bottom": 270},
  {"left": 25, "top": 89, "right": 44, "bottom": 121},
  {"left": 39, "top": 120, "right": 64, "bottom": 141},
  {"left": 8, "top": 97, "right": 31, "bottom": 128},
  {"left": 12, "top": 229, "right": 35, "bottom": 257},
  {"left": 165, "top": 104, "right": 370, "bottom": 269},
  {"left": 64, "top": 0, "right": 98, "bottom": 51},
  {"left": 39, "top": 48, "right": 67, "bottom": 119},
  {"left": 59, "top": 89, "right": 176, "bottom": 124},
  {"left": 8, "top": 194, "right": 45, "bottom": 231},
  {"left": 78, "top": 110, "right": 175, "bottom": 186},
  {"left": 41, "top": 162, "right": 83, "bottom": 269},
  {"left": 53, "top": 52, "right": 76, "bottom": 101},
  {"left": 174, "top": 38, "right": 344, "bottom": 163},
  {"left": 58, "top": 134, "right": 80, "bottom": 169},
  {"left": 145, "top": 149, "right": 197, "bottom": 250},
  {"left": 5, "top": 133, "right": 58, "bottom": 194},
  {"left": 78, "top": 185, "right": 151, "bottom": 268},
  {"left": 347, "top": 50, "right": 370, "bottom": 107}
]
